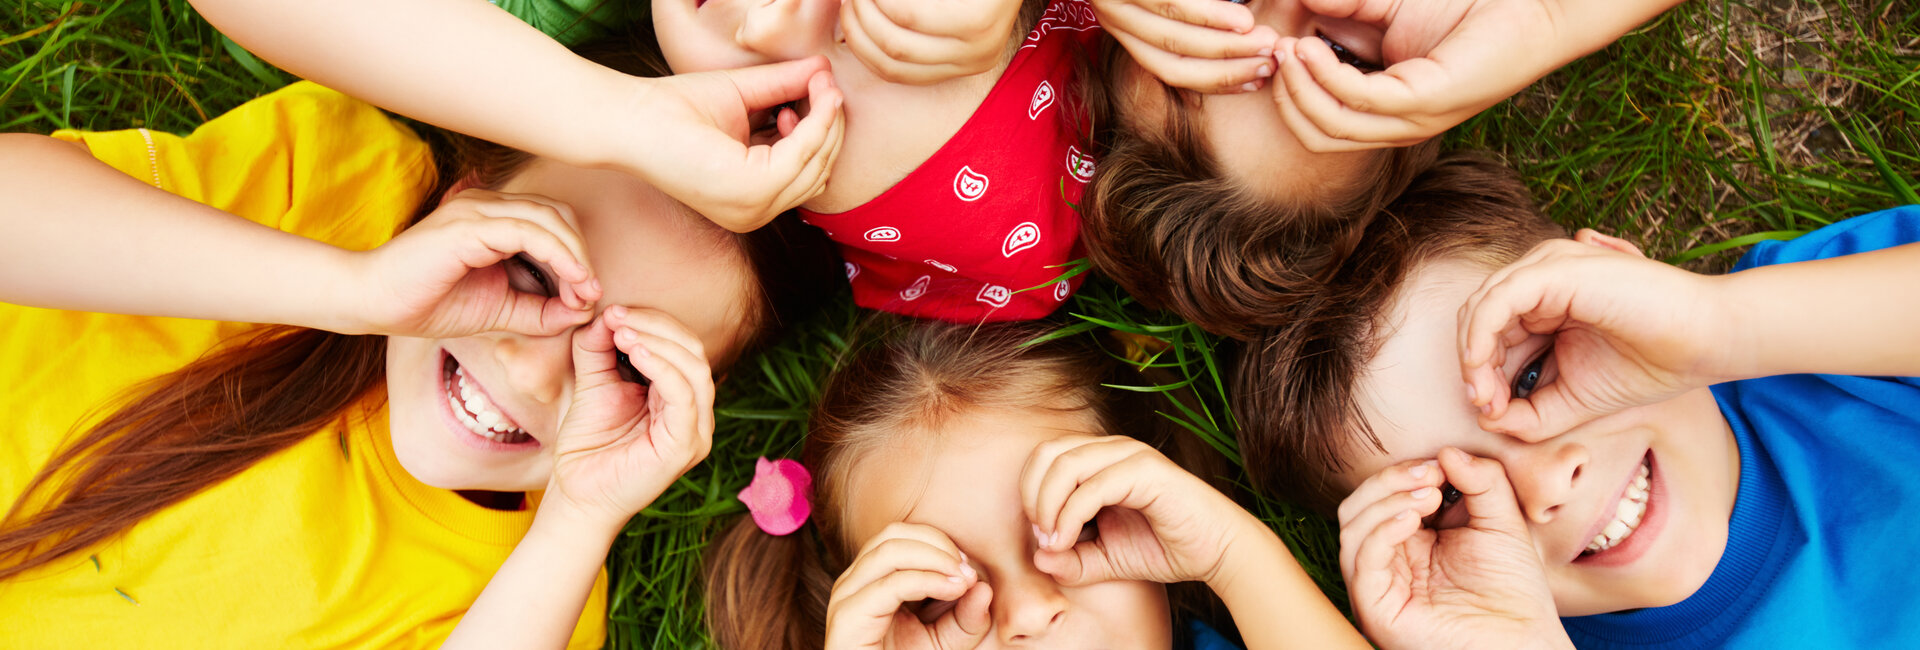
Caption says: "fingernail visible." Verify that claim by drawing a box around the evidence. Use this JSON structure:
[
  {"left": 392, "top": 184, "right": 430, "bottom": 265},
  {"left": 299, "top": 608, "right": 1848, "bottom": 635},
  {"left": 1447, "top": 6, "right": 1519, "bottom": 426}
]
[
  {"left": 1241, "top": 81, "right": 1258, "bottom": 92},
  {"left": 1257, "top": 64, "right": 1272, "bottom": 77},
  {"left": 1467, "top": 384, "right": 1478, "bottom": 402},
  {"left": 1273, "top": 49, "right": 1287, "bottom": 65},
  {"left": 1410, "top": 487, "right": 1432, "bottom": 499},
  {"left": 1258, "top": 47, "right": 1272, "bottom": 57},
  {"left": 1408, "top": 463, "right": 1428, "bottom": 479},
  {"left": 959, "top": 563, "right": 976, "bottom": 581},
  {"left": 1480, "top": 403, "right": 1493, "bottom": 416},
  {"left": 1032, "top": 524, "right": 1047, "bottom": 547},
  {"left": 948, "top": 574, "right": 964, "bottom": 583},
  {"left": 1393, "top": 510, "right": 1410, "bottom": 521}
]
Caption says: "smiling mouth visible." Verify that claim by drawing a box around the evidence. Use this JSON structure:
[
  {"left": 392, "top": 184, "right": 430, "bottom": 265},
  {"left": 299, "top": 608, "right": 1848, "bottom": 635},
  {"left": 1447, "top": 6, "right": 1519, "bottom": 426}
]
[
  {"left": 1582, "top": 454, "right": 1652, "bottom": 556},
  {"left": 442, "top": 355, "right": 535, "bottom": 445}
]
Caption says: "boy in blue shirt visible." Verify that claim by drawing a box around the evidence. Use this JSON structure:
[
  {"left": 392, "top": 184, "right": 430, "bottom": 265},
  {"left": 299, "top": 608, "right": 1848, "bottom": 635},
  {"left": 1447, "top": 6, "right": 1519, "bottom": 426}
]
[{"left": 1232, "top": 154, "right": 1920, "bottom": 649}]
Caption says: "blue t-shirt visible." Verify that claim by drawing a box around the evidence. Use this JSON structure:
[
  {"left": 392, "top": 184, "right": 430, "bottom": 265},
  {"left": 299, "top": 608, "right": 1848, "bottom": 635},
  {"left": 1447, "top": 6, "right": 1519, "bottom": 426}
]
[{"left": 1562, "top": 206, "right": 1920, "bottom": 648}]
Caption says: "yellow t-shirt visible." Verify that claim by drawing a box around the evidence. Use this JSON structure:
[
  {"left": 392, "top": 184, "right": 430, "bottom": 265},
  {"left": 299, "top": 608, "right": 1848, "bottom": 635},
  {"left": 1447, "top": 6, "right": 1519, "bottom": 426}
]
[{"left": 0, "top": 82, "right": 607, "bottom": 649}]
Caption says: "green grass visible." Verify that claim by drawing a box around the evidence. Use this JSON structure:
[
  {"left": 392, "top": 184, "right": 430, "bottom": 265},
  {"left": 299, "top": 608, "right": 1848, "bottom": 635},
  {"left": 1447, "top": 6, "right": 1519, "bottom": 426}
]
[{"left": 5, "top": 1, "right": 1918, "bottom": 648}]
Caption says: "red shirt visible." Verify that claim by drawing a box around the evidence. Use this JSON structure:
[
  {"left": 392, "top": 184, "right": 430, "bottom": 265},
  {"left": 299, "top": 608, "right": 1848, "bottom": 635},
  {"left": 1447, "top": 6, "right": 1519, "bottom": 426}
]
[{"left": 800, "top": 0, "right": 1101, "bottom": 322}]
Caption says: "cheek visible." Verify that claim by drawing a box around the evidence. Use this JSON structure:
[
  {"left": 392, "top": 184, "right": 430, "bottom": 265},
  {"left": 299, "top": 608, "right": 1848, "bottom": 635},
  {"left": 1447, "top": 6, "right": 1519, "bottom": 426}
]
[
  {"left": 381, "top": 338, "right": 551, "bottom": 492},
  {"left": 1068, "top": 581, "right": 1171, "bottom": 647}
]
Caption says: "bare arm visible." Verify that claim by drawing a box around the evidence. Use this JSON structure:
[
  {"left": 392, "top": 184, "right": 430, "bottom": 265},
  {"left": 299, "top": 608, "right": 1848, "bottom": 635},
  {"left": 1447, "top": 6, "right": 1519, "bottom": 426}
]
[
  {"left": 0, "top": 134, "right": 361, "bottom": 329},
  {"left": 187, "top": 0, "right": 628, "bottom": 169},
  {"left": 1718, "top": 241, "right": 1920, "bottom": 379},
  {"left": 1207, "top": 517, "right": 1374, "bottom": 650}
]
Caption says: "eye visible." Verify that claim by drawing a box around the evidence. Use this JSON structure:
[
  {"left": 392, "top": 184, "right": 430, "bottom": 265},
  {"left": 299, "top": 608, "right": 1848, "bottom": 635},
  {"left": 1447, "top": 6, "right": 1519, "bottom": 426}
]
[
  {"left": 1423, "top": 483, "right": 1468, "bottom": 529},
  {"left": 613, "top": 350, "right": 651, "bottom": 386},
  {"left": 1220, "top": 0, "right": 1250, "bottom": 5},
  {"left": 1316, "top": 33, "right": 1383, "bottom": 73},
  {"left": 1512, "top": 347, "right": 1552, "bottom": 400},
  {"left": 506, "top": 254, "right": 556, "bottom": 297}
]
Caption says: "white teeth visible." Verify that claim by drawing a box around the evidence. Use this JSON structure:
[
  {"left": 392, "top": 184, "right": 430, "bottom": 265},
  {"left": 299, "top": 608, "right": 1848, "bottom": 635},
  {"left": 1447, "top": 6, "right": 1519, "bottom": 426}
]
[
  {"left": 1585, "top": 459, "right": 1653, "bottom": 555},
  {"left": 445, "top": 365, "right": 529, "bottom": 443}
]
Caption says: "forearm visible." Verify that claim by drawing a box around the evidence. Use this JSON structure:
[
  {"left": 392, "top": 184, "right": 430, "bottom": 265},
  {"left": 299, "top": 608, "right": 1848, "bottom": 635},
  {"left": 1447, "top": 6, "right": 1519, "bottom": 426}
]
[
  {"left": 1206, "top": 520, "right": 1371, "bottom": 650},
  {"left": 1717, "top": 242, "right": 1920, "bottom": 379},
  {"left": 443, "top": 502, "right": 619, "bottom": 650},
  {"left": 1550, "top": 0, "right": 1689, "bottom": 61},
  {"left": 186, "top": 0, "right": 633, "bottom": 169},
  {"left": 0, "top": 134, "right": 362, "bottom": 329}
]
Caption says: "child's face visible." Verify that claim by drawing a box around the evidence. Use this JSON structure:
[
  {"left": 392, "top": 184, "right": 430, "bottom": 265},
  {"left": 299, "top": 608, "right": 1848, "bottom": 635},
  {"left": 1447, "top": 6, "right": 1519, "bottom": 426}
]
[
  {"left": 384, "top": 159, "right": 753, "bottom": 492},
  {"left": 651, "top": 0, "right": 839, "bottom": 74},
  {"left": 1122, "top": 0, "right": 1386, "bottom": 204},
  {"left": 1336, "top": 258, "right": 1742, "bottom": 617},
  {"left": 843, "top": 404, "right": 1174, "bottom": 647}
]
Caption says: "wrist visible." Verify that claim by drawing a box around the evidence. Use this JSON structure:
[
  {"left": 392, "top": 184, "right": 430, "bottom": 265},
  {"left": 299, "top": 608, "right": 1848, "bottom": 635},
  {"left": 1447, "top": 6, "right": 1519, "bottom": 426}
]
[
  {"left": 533, "top": 486, "right": 630, "bottom": 541},
  {"left": 1202, "top": 511, "right": 1285, "bottom": 595},
  {"left": 572, "top": 67, "right": 660, "bottom": 175}
]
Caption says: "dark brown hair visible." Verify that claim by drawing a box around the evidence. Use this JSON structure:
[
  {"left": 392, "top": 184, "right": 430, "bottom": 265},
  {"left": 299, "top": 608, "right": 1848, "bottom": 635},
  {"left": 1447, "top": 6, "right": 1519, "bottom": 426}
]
[
  {"left": 0, "top": 33, "right": 840, "bottom": 580},
  {"left": 704, "top": 319, "right": 1232, "bottom": 649},
  {"left": 1228, "top": 153, "right": 1567, "bottom": 514},
  {"left": 1079, "top": 38, "right": 1441, "bottom": 341}
]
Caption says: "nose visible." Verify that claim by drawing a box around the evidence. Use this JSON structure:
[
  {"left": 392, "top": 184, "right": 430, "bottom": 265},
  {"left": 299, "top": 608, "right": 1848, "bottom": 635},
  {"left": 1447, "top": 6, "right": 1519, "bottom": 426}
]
[
  {"left": 1498, "top": 440, "right": 1589, "bottom": 525},
  {"left": 993, "top": 569, "right": 1069, "bottom": 643},
  {"left": 487, "top": 332, "right": 571, "bottom": 406},
  {"left": 735, "top": 0, "right": 833, "bottom": 61}
]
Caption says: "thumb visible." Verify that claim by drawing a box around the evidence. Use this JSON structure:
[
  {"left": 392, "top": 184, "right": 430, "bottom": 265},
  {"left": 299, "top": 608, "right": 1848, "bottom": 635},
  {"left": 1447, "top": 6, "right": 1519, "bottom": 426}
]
[
  {"left": 930, "top": 582, "right": 993, "bottom": 647},
  {"left": 494, "top": 292, "right": 592, "bottom": 338},
  {"left": 1033, "top": 543, "right": 1116, "bottom": 587},
  {"left": 569, "top": 315, "right": 624, "bottom": 389},
  {"left": 723, "top": 56, "right": 835, "bottom": 111},
  {"left": 1479, "top": 379, "right": 1597, "bottom": 444},
  {"left": 1436, "top": 448, "right": 1527, "bottom": 536}
]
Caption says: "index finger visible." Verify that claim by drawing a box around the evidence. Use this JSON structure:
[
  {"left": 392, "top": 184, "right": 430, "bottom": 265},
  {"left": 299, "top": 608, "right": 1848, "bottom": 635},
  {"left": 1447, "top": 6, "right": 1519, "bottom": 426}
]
[
  {"left": 1436, "top": 448, "right": 1527, "bottom": 535},
  {"left": 722, "top": 56, "right": 835, "bottom": 112},
  {"left": 1137, "top": 0, "right": 1256, "bottom": 32}
]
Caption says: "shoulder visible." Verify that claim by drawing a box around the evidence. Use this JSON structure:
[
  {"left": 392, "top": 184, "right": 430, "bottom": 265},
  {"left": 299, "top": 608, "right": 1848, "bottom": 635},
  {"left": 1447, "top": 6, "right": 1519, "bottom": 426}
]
[{"left": 1735, "top": 205, "right": 1920, "bottom": 271}]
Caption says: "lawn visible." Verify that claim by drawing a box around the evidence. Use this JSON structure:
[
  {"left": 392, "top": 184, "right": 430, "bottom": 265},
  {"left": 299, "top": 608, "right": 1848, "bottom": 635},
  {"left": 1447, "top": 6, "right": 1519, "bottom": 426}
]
[{"left": 4, "top": 0, "right": 1916, "bottom": 647}]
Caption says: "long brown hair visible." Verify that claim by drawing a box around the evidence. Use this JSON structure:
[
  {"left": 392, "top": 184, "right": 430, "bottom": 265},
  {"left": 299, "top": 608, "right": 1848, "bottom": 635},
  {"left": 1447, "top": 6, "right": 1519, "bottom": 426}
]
[
  {"left": 0, "top": 33, "right": 841, "bottom": 580},
  {"left": 703, "top": 319, "right": 1232, "bottom": 649},
  {"left": 1078, "top": 38, "right": 1440, "bottom": 341},
  {"left": 1228, "top": 153, "right": 1566, "bottom": 514}
]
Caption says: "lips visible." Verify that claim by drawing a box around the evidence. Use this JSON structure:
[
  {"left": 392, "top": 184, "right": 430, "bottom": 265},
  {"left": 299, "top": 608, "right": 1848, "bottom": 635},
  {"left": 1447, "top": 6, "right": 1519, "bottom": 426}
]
[
  {"left": 440, "top": 352, "right": 536, "bottom": 447},
  {"left": 1573, "top": 451, "right": 1666, "bottom": 567}
]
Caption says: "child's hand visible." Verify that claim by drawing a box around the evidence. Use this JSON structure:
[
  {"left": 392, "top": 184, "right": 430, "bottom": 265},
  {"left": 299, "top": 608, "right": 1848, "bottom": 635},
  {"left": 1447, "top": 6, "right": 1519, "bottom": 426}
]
[
  {"left": 546, "top": 306, "right": 715, "bottom": 527},
  {"left": 1460, "top": 230, "right": 1726, "bottom": 442},
  {"left": 626, "top": 57, "right": 846, "bottom": 233},
  {"left": 1091, "top": 0, "right": 1280, "bottom": 93},
  {"left": 1270, "top": 0, "right": 1565, "bottom": 151},
  {"left": 1021, "top": 435, "right": 1252, "bottom": 588},
  {"left": 352, "top": 189, "right": 600, "bottom": 338},
  {"left": 824, "top": 523, "right": 992, "bottom": 650},
  {"left": 1340, "top": 450, "right": 1571, "bottom": 650},
  {"left": 840, "top": 0, "right": 1025, "bottom": 85}
]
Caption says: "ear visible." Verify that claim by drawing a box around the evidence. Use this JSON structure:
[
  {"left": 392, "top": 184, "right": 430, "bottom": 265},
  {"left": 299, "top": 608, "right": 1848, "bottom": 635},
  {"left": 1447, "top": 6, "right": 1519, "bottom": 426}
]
[
  {"left": 439, "top": 173, "right": 484, "bottom": 206},
  {"left": 1572, "top": 228, "right": 1646, "bottom": 258}
]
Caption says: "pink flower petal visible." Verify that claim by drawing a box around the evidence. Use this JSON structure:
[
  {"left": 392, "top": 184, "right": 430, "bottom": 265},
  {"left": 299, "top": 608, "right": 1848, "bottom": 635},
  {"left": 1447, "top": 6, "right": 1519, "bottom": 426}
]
[{"left": 739, "top": 457, "right": 812, "bottom": 536}]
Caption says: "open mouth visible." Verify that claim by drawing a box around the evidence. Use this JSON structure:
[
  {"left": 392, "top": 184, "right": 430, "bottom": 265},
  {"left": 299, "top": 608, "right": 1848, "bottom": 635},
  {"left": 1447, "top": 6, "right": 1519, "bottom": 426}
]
[
  {"left": 441, "top": 353, "right": 536, "bottom": 446},
  {"left": 1581, "top": 453, "right": 1652, "bottom": 556}
]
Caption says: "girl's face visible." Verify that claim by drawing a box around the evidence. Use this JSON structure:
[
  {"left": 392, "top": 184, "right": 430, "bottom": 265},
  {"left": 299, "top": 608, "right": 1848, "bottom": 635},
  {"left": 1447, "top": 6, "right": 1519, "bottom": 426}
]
[
  {"left": 1122, "top": 0, "right": 1387, "bottom": 204},
  {"left": 844, "top": 404, "right": 1174, "bottom": 647},
  {"left": 1336, "top": 258, "right": 1741, "bottom": 617},
  {"left": 651, "top": 0, "right": 839, "bottom": 74},
  {"left": 385, "top": 159, "right": 754, "bottom": 492}
]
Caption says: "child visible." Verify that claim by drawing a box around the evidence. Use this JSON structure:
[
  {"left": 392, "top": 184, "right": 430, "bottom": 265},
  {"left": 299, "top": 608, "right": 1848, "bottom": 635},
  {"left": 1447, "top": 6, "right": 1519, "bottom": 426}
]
[
  {"left": 1232, "top": 154, "right": 1920, "bottom": 648},
  {"left": 653, "top": 0, "right": 1098, "bottom": 322},
  {"left": 0, "top": 42, "right": 840, "bottom": 648},
  {"left": 1078, "top": 0, "right": 1686, "bottom": 340},
  {"left": 703, "top": 320, "right": 1374, "bottom": 649}
]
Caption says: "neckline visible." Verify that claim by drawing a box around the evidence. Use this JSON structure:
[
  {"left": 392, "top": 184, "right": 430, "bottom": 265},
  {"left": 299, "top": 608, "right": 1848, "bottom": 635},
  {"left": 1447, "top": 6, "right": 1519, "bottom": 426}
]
[{"left": 354, "top": 397, "right": 537, "bottom": 547}]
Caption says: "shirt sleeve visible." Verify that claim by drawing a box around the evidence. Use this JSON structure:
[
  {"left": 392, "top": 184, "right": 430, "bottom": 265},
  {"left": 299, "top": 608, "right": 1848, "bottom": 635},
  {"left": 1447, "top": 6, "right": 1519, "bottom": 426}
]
[
  {"left": 50, "top": 81, "right": 436, "bottom": 253},
  {"left": 1732, "top": 205, "right": 1920, "bottom": 271}
]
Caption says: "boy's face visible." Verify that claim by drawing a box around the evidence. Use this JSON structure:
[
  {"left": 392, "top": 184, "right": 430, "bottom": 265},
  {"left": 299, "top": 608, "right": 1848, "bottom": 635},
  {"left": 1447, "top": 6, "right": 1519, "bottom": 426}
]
[{"left": 1336, "top": 258, "right": 1742, "bottom": 617}]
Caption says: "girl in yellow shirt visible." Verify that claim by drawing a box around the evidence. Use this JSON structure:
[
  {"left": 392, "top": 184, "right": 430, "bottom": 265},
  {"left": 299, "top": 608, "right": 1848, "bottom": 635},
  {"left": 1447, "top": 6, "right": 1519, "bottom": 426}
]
[{"left": 0, "top": 43, "right": 839, "bottom": 648}]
